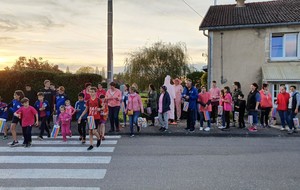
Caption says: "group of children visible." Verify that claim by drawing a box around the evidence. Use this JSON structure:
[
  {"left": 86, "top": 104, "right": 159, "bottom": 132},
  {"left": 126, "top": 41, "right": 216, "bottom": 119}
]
[{"left": 0, "top": 86, "right": 109, "bottom": 151}]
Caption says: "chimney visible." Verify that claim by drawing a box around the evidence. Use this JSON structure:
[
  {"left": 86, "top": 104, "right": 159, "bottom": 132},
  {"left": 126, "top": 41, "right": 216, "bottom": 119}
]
[{"left": 236, "top": 0, "right": 246, "bottom": 7}]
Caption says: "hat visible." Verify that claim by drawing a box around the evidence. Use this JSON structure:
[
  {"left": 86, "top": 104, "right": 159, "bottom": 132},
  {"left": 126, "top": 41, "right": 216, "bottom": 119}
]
[
  {"left": 173, "top": 78, "right": 182, "bottom": 84},
  {"left": 161, "top": 85, "right": 167, "bottom": 91}
]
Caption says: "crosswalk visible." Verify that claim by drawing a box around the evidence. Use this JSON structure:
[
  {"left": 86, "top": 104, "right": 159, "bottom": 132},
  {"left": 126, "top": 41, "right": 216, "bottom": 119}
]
[{"left": 0, "top": 135, "right": 121, "bottom": 190}]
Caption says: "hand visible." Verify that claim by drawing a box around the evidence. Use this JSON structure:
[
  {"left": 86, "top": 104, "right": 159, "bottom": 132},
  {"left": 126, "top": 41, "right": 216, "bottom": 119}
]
[
  {"left": 78, "top": 118, "right": 81, "bottom": 124},
  {"left": 35, "top": 121, "right": 39, "bottom": 127},
  {"left": 295, "top": 109, "right": 298, "bottom": 114},
  {"left": 4, "top": 107, "right": 7, "bottom": 112},
  {"left": 97, "top": 108, "right": 101, "bottom": 112},
  {"left": 186, "top": 96, "right": 189, "bottom": 100}
]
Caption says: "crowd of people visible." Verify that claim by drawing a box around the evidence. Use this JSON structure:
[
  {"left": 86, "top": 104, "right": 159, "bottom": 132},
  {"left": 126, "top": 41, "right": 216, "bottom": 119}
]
[{"left": 0, "top": 76, "right": 299, "bottom": 150}]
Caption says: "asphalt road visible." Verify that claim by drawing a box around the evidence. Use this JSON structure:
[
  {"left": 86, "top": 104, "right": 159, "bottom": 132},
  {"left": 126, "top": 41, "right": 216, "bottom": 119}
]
[{"left": 0, "top": 136, "right": 299, "bottom": 190}]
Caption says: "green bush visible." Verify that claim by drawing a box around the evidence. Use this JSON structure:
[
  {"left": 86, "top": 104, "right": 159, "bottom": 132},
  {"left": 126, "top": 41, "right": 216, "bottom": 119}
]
[{"left": 0, "top": 70, "right": 102, "bottom": 105}]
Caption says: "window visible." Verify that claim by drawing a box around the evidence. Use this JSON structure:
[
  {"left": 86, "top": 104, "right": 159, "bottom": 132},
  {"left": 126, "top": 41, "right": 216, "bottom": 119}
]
[{"left": 270, "top": 33, "right": 300, "bottom": 60}]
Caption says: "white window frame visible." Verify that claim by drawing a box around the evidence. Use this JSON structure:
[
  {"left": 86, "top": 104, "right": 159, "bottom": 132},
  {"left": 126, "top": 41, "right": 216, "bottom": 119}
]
[{"left": 270, "top": 32, "right": 300, "bottom": 61}]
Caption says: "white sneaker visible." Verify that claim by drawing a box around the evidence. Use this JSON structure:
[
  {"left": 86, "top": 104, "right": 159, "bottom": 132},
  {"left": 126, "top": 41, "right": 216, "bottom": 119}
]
[
  {"left": 218, "top": 126, "right": 225, "bottom": 129},
  {"left": 199, "top": 127, "right": 203, "bottom": 131},
  {"left": 280, "top": 127, "right": 286, "bottom": 131},
  {"left": 204, "top": 127, "right": 210, "bottom": 132}
]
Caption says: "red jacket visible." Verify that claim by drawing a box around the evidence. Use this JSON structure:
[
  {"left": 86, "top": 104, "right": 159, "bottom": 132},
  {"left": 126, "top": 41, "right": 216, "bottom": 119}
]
[
  {"left": 259, "top": 90, "right": 272, "bottom": 108},
  {"left": 276, "top": 92, "right": 290, "bottom": 111}
]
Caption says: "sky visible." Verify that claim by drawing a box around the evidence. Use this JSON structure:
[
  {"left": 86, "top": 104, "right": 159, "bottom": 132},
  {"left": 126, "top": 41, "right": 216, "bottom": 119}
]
[{"left": 0, "top": 0, "right": 264, "bottom": 74}]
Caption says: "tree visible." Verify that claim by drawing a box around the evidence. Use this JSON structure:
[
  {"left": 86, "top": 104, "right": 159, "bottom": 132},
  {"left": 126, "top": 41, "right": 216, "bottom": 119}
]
[
  {"left": 124, "top": 41, "right": 190, "bottom": 90},
  {"left": 7, "top": 56, "right": 62, "bottom": 73},
  {"left": 186, "top": 71, "right": 205, "bottom": 86},
  {"left": 201, "top": 72, "right": 208, "bottom": 88},
  {"left": 76, "top": 66, "right": 95, "bottom": 74}
]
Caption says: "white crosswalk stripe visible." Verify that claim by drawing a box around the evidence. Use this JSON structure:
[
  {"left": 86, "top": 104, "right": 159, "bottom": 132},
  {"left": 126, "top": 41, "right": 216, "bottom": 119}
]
[
  {"left": 32, "top": 135, "right": 121, "bottom": 139},
  {"left": 0, "top": 135, "right": 121, "bottom": 189}
]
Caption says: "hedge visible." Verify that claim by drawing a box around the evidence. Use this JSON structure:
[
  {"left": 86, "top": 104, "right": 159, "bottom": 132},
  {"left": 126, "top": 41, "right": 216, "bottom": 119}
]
[{"left": 0, "top": 70, "right": 103, "bottom": 105}]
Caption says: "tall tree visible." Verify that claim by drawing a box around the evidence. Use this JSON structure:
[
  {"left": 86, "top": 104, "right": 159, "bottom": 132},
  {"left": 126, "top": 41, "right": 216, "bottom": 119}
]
[
  {"left": 76, "top": 66, "right": 95, "bottom": 74},
  {"left": 124, "top": 41, "right": 190, "bottom": 90}
]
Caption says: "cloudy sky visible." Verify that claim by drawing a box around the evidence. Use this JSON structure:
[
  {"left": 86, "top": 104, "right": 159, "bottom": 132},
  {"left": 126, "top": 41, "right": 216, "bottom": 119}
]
[{"left": 0, "top": 0, "right": 263, "bottom": 73}]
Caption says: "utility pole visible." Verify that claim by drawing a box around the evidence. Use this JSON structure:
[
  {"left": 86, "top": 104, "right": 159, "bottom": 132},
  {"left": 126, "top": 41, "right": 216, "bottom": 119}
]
[
  {"left": 214, "top": 0, "right": 217, "bottom": 5},
  {"left": 107, "top": 0, "right": 113, "bottom": 84}
]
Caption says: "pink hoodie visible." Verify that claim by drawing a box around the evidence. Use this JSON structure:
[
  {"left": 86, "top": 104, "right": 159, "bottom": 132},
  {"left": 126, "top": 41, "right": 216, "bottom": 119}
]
[
  {"left": 223, "top": 93, "right": 232, "bottom": 111},
  {"left": 259, "top": 89, "right": 273, "bottom": 108},
  {"left": 126, "top": 93, "right": 144, "bottom": 112},
  {"left": 57, "top": 112, "right": 72, "bottom": 126}
]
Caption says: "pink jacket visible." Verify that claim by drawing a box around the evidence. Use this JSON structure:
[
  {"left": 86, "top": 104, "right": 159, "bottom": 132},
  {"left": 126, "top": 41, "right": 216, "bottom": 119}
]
[
  {"left": 57, "top": 112, "right": 72, "bottom": 126},
  {"left": 209, "top": 87, "right": 221, "bottom": 102},
  {"left": 65, "top": 105, "right": 75, "bottom": 116},
  {"left": 198, "top": 92, "right": 212, "bottom": 112},
  {"left": 259, "top": 89, "right": 272, "bottom": 108},
  {"left": 105, "top": 89, "right": 122, "bottom": 107},
  {"left": 126, "top": 93, "right": 144, "bottom": 112},
  {"left": 223, "top": 93, "right": 232, "bottom": 111}
]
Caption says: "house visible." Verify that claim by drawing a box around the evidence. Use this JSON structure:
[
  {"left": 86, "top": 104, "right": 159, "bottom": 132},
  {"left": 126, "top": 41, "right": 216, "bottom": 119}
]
[{"left": 199, "top": 0, "right": 300, "bottom": 104}]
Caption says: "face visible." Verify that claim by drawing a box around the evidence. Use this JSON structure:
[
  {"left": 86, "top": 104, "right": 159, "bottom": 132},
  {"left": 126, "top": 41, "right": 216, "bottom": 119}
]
[
  {"left": 129, "top": 88, "right": 134, "bottom": 94},
  {"left": 238, "top": 95, "right": 242, "bottom": 100},
  {"left": 110, "top": 85, "right": 115, "bottom": 90},
  {"left": 78, "top": 96, "right": 84, "bottom": 101},
  {"left": 212, "top": 82, "right": 216, "bottom": 87},
  {"left": 58, "top": 89, "right": 64, "bottom": 94},
  {"left": 251, "top": 85, "right": 256, "bottom": 91},
  {"left": 50, "top": 85, "right": 55, "bottom": 90},
  {"left": 45, "top": 81, "right": 50, "bottom": 88},
  {"left": 160, "top": 87, "right": 164, "bottom": 93},
  {"left": 38, "top": 96, "right": 44, "bottom": 101},
  {"left": 201, "top": 87, "right": 206, "bottom": 93},
  {"left": 186, "top": 81, "right": 192, "bottom": 88},
  {"left": 22, "top": 101, "right": 29, "bottom": 107},
  {"left": 280, "top": 86, "right": 286, "bottom": 93},
  {"left": 25, "top": 86, "right": 31, "bottom": 91},
  {"left": 65, "top": 100, "right": 70, "bottom": 106},
  {"left": 14, "top": 93, "right": 19, "bottom": 100},
  {"left": 90, "top": 90, "right": 96, "bottom": 97},
  {"left": 60, "top": 108, "right": 65, "bottom": 113},
  {"left": 224, "top": 88, "right": 228, "bottom": 93},
  {"left": 98, "top": 84, "right": 102, "bottom": 89},
  {"left": 290, "top": 87, "right": 295, "bottom": 92}
]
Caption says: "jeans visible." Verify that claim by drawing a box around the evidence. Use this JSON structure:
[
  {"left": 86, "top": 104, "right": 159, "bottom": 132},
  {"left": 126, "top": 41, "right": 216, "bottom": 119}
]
[
  {"left": 200, "top": 111, "right": 211, "bottom": 128},
  {"left": 187, "top": 108, "right": 196, "bottom": 130},
  {"left": 249, "top": 111, "right": 258, "bottom": 125},
  {"left": 278, "top": 110, "right": 288, "bottom": 128},
  {"left": 287, "top": 109, "right": 297, "bottom": 130},
  {"left": 260, "top": 107, "right": 271, "bottom": 126},
  {"left": 158, "top": 112, "right": 169, "bottom": 129},
  {"left": 108, "top": 106, "right": 120, "bottom": 131},
  {"left": 39, "top": 116, "right": 50, "bottom": 137},
  {"left": 78, "top": 118, "right": 87, "bottom": 140},
  {"left": 123, "top": 111, "right": 127, "bottom": 125},
  {"left": 22, "top": 126, "right": 32, "bottom": 145},
  {"left": 129, "top": 111, "right": 140, "bottom": 135}
]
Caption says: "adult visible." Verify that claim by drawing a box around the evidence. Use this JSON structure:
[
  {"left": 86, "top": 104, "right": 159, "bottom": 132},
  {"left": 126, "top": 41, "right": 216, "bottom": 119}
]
[
  {"left": 105, "top": 82, "right": 122, "bottom": 132},
  {"left": 198, "top": 86, "right": 212, "bottom": 132},
  {"left": 232, "top": 81, "right": 243, "bottom": 127},
  {"left": 287, "top": 86, "right": 300, "bottom": 134},
  {"left": 174, "top": 78, "right": 183, "bottom": 122},
  {"left": 246, "top": 83, "right": 261, "bottom": 132},
  {"left": 182, "top": 79, "right": 198, "bottom": 132},
  {"left": 121, "top": 84, "right": 130, "bottom": 127},
  {"left": 126, "top": 87, "right": 144, "bottom": 137},
  {"left": 163, "top": 75, "right": 176, "bottom": 124},
  {"left": 147, "top": 84, "right": 158, "bottom": 126},
  {"left": 82, "top": 83, "right": 92, "bottom": 102},
  {"left": 158, "top": 86, "right": 171, "bottom": 132},
  {"left": 97, "top": 82, "right": 106, "bottom": 98},
  {"left": 275, "top": 85, "right": 290, "bottom": 131},
  {"left": 259, "top": 83, "right": 273, "bottom": 128},
  {"left": 40, "top": 80, "right": 56, "bottom": 126},
  {"left": 54, "top": 86, "right": 68, "bottom": 116},
  {"left": 209, "top": 80, "right": 220, "bottom": 124},
  {"left": 24, "top": 84, "right": 37, "bottom": 107}
]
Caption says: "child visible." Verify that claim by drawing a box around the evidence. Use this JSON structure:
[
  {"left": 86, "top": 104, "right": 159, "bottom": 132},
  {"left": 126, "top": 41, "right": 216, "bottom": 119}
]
[
  {"left": 221, "top": 86, "right": 232, "bottom": 130},
  {"left": 99, "top": 95, "right": 108, "bottom": 140},
  {"left": 34, "top": 92, "right": 51, "bottom": 140},
  {"left": 14, "top": 98, "right": 38, "bottom": 148},
  {"left": 56, "top": 105, "right": 72, "bottom": 142},
  {"left": 6, "top": 90, "right": 24, "bottom": 146},
  {"left": 55, "top": 86, "right": 68, "bottom": 116},
  {"left": 78, "top": 87, "right": 101, "bottom": 151},
  {"left": 75, "top": 93, "right": 87, "bottom": 144},
  {"left": 65, "top": 99, "right": 75, "bottom": 136},
  {"left": 236, "top": 94, "right": 246, "bottom": 128},
  {"left": 0, "top": 96, "right": 9, "bottom": 140}
]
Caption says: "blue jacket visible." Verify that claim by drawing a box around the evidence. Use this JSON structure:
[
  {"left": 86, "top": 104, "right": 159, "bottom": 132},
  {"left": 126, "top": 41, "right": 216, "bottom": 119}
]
[
  {"left": 182, "top": 86, "right": 198, "bottom": 110},
  {"left": 75, "top": 100, "right": 87, "bottom": 120},
  {"left": 161, "top": 91, "right": 171, "bottom": 113},
  {"left": 55, "top": 93, "right": 68, "bottom": 115},
  {"left": 0, "top": 102, "right": 8, "bottom": 120},
  {"left": 34, "top": 100, "right": 51, "bottom": 118},
  {"left": 8, "top": 99, "right": 22, "bottom": 114}
]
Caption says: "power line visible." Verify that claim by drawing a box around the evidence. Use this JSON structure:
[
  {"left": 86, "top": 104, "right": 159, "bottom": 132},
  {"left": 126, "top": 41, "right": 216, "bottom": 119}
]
[{"left": 181, "top": 0, "right": 203, "bottom": 18}]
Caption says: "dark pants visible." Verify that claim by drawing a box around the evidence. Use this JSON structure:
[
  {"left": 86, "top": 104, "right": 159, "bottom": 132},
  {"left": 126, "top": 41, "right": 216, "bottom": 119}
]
[
  {"left": 211, "top": 101, "right": 219, "bottom": 123},
  {"left": 186, "top": 109, "right": 196, "bottom": 130},
  {"left": 224, "top": 111, "right": 230, "bottom": 128},
  {"left": 78, "top": 119, "right": 87, "bottom": 140},
  {"left": 260, "top": 107, "right": 271, "bottom": 126},
  {"left": 239, "top": 111, "right": 245, "bottom": 128},
  {"left": 39, "top": 116, "right": 50, "bottom": 137},
  {"left": 287, "top": 109, "right": 297, "bottom": 130},
  {"left": 22, "top": 126, "right": 32, "bottom": 145},
  {"left": 150, "top": 109, "right": 158, "bottom": 124},
  {"left": 200, "top": 111, "right": 211, "bottom": 128},
  {"left": 108, "top": 106, "right": 120, "bottom": 131},
  {"left": 232, "top": 104, "right": 238, "bottom": 125},
  {"left": 278, "top": 110, "right": 288, "bottom": 128}
]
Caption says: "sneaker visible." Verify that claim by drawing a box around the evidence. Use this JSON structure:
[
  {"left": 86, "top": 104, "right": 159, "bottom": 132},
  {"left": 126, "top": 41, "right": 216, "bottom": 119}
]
[
  {"left": 9, "top": 141, "right": 19, "bottom": 147},
  {"left": 280, "top": 127, "right": 286, "bottom": 131},
  {"left": 218, "top": 126, "right": 225, "bottom": 129},
  {"left": 293, "top": 129, "right": 298, "bottom": 133},
  {"left": 184, "top": 127, "right": 190, "bottom": 131},
  {"left": 38, "top": 136, "right": 43, "bottom": 141},
  {"left": 96, "top": 139, "right": 101, "bottom": 147},
  {"left": 87, "top": 145, "right": 94, "bottom": 150},
  {"left": 82, "top": 141, "right": 86, "bottom": 144},
  {"left": 102, "top": 136, "right": 106, "bottom": 141},
  {"left": 288, "top": 129, "right": 294, "bottom": 134},
  {"left": 24, "top": 144, "right": 29, "bottom": 148},
  {"left": 137, "top": 126, "right": 141, "bottom": 132},
  {"left": 47, "top": 134, "right": 51, "bottom": 138},
  {"left": 159, "top": 127, "right": 164, "bottom": 131},
  {"left": 170, "top": 122, "right": 177, "bottom": 125},
  {"left": 79, "top": 136, "right": 82, "bottom": 141},
  {"left": 116, "top": 129, "right": 120, "bottom": 132},
  {"left": 204, "top": 127, "right": 210, "bottom": 132},
  {"left": 189, "top": 129, "right": 195, "bottom": 132},
  {"left": 2, "top": 136, "right": 8, "bottom": 140},
  {"left": 249, "top": 127, "right": 257, "bottom": 132},
  {"left": 199, "top": 127, "right": 203, "bottom": 131},
  {"left": 160, "top": 127, "right": 166, "bottom": 132},
  {"left": 130, "top": 134, "right": 135, "bottom": 138}
]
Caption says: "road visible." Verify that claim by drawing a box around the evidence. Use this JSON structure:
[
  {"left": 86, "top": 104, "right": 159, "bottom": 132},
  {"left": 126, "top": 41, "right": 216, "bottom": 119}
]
[{"left": 0, "top": 135, "right": 299, "bottom": 190}]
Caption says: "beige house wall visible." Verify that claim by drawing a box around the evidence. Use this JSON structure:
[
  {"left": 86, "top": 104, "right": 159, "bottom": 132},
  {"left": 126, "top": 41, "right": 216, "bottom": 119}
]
[{"left": 210, "top": 26, "right": 300, "bottom": 94}]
